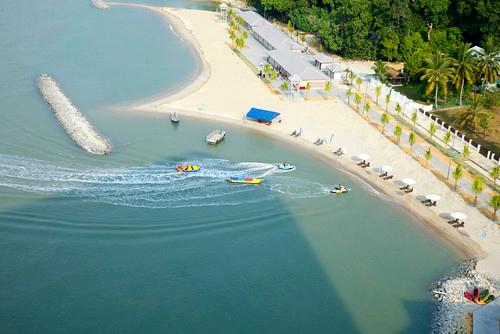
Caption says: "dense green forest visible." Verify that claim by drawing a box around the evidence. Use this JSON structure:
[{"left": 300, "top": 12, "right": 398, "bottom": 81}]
[{"left": 247, "top": 0, "right": 499, "bottom": 77}]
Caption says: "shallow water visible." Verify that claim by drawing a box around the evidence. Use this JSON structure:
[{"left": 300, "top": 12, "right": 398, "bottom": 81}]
[{"left": 0, "top": 1, "right": 458, "bottom": 333}]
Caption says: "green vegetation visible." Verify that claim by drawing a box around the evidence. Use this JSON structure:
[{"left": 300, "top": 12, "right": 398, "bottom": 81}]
[
  {"left": 394, "top": 124, "right": 402, "bottom": 144},
  {"left": 488, "top": 194, "right": 500, "bottom": 219},
  {"left": 471, "top": 175, "right": 484, "bottom": 206},
  {"left": 249, "top": 0, "right": 499, "bottom": 61},
  {"left": 381, "top": 112, "right": 390, "bottom": 133},
  {"left": 453, "top": 164, "right": 463, "bottom": 190}
]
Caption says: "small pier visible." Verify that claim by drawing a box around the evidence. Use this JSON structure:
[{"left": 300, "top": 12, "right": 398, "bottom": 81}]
[
  {"left": 37, "top": 74, "right": 112, "bottom": 155},
  {"left": 90, "top": 0, "right": 110, "bottom": 9}
]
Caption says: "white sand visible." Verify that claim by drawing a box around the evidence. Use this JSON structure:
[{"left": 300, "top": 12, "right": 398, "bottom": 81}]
[{"left": 109, "top": 4, "right": 500, "bottom": 279}]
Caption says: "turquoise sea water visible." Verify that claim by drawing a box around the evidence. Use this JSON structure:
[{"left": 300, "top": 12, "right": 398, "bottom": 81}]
[{"left": 0, "top": 1, "right": 458, "bottom": 333}]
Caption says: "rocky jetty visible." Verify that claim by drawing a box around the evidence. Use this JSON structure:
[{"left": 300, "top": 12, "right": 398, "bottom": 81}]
[
  {"left": 37, "top": 74, "right": 112, "bottom": 155},
  {"left": 431, "top": 260, "right": 498, "bottom": 333}
]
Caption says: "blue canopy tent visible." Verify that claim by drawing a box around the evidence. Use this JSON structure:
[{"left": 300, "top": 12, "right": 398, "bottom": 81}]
[{"left": 246, "top": 108, "right": 280, "bottom": 123}]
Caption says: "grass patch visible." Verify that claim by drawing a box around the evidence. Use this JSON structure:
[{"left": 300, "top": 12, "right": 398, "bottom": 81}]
[{"left": 433, "top": 107, "right": 500, "bottom": 155}]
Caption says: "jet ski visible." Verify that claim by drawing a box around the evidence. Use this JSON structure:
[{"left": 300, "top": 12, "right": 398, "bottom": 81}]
[
  {"left": 277, "top": 162, "right": 296, "bottom": 171},
  {"left": 330, "top": 184, "right": 349, "bottom": 194}
]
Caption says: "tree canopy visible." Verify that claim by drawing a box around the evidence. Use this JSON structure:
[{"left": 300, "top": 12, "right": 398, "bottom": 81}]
[{"left": 248, "top": 0, "right": 500, "bottom": 62}]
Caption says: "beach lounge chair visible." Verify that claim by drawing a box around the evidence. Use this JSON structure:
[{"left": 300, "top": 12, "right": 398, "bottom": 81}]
[
  {"left": 400, "top": 185, "right": 409, "bottom": 191},
  {"left": 421, "top": 199, "right": 431, "bottom": 204},
  {"left": 290, "top": 130, "right": 297, "bottom": 136},
  {"left": 404, "top": 187, "right": 413, "bottom": 193},
  {"left": 357, "top": 160, "right": 366, "bottom": 166},
  {"left": 361, "top": 162, "right": 370, "bottom": 168},
  {"left": 453, "top": 221, "right": 465, "bottom": 228},
  {"left": 426, "top": 201, "right": 437, "bottom": 207},
  {"left": 379, "top": 171, "right": 388, "bottom": 178},
  {"left": 383, "top": 175, "right": 394, "bottom": 180},
  {"left": 447, "top": 218, "right": 459, "bottom": 225}
]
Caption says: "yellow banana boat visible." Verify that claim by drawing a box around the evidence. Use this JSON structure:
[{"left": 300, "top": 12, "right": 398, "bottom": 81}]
[{"left": 176, "top": 164, "right": 201, "bottom": 173}]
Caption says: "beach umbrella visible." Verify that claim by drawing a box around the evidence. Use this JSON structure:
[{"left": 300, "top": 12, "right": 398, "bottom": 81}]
[
  {"left": 425, "top": 194, "right": 441, "bottom": 202},
  {"left": 401, "top": 178, "right": 416, "bottom": 186},
  {"left": 357, "top": 153, "right": 370, "bottom": 161},
  {"left": 450, "top": 212, "right": 467, "bottom": 220},
  {"left": 379, "top": 165, "right": 393, "bottom": 173}
]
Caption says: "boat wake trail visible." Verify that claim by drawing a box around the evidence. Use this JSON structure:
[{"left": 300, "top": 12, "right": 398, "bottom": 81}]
[{"left": 0, "top": 154, "right": 330, "bottom": 208}]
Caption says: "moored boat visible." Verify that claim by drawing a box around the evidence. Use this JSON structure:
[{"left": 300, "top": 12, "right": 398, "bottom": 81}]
[
  {"left": 478, "top": 289, "right": 490, "bottom": 303},
  {"left": 226, "top": 177, "right": 263, "bottom": 184},
  {"left": 176, "top": 164, "right": 200, "bottom": 173},
  {"left": 170, "top": 112, "right": 180, "bottom": 124},
  {"left": 464, "top": 291, "right": 474, "bottom": 302}
]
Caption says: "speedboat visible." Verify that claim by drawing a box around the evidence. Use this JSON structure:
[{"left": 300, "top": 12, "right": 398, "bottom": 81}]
[
  {"left": 277, "top": 163, "right": 296, "bottom": 171},
  {"left": 176, "top": 164, "right": 200, "bottom": 173},
  {"left": 226, "top": 177, "right": 263, "bottom": 184},
  {"left": 170, "top": 112, "right": 180, "bottom": 124},
  {"left": 330, "top": 185, "right": 349, "bottom": 194}
]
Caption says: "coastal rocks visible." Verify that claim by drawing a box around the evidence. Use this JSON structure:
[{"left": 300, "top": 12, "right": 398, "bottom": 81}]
[
  {"left": 431, "top": 260, "right": 498, "bottom": 333},
  {"left": 37, "top": 74, "right": 112, "bottom": 155},
  {"left": 90, "top": 0, "right": 110, "bottom": 9}
]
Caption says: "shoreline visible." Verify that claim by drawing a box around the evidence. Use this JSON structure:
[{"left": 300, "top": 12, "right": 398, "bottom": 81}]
[
  {"left": 107, "top": 3, "right": 499, "bottom": 279},
  {"left": 107, "top": 2, "right": 211, "bottom": 107}
]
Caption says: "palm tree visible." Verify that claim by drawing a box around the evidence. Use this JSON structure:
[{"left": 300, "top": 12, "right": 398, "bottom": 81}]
[
  {"left": 394, "top": 124, "right": 402, "bottom": 144},
  {"left": 455, "top": 93, "right": 485, "bottom": 130},
  {"left": 487, "top": 194, "right": 500, "bottom": 220},
  {"left": 408, "top": 132, "right": 416, "bottom": 151},
  {"left": 372, "top": 60, "right": 389, "bottom": 83},
  {"left": 355, "top": 76, "right": 363, "bottom": 92},
  {"left": 475, "top": 39, "right": 500, "bottom": 84},
  {"left": 229, "top": 28, "right": 237, "bottom": 48},
  {"left": 263, "top": 63, "right": 272, "bottom": 77},
  {"left": 395, "top": 103, "right": 402, "bottom": 117},
  {"left": 347, "top": 69, "right": 356, "bottom": 87},
  {"left": 380, "top": 112, "right": 390, "bottom": 133},
  {"left": 270, "top": 70, "right": 278, "bottom": 81},
  {"left": 428, "top": 123, "right": 436, "bottom": 140},
  {"left": 411, "top": 111, "right": 418, "bottom": 128},
  {"left": 490, "top": 166, "right": 499, "bottom": 187},
  {"left": 354, "top": 92, "right": 362, "bottom": 112},
  {"left": 324, "top": 81, "right": 332, "bottom": 95},
  {"left": 384, "top": 93, "right": 391, "bottom": 112},
  {"left": 479, "top": 112, "right": 491, "bottom": 136},
  {"left": 452, "top": 42, "right": 476, "bottom": 105},
  {"left": 346, "top": 88, "right": 352, "bottom": 105},
  {"left": 363, "top": 100, "right": 371, "bottom": 115},
  {"left": 375, "top": 86, "right": 382, "bottom": 105},
  {"left": 420, "top": 52, "right": 455, "bottom": 110},
  {"left": 472, "top": 175, "right": 484, "bottom": 206},
  {"left": 462, "top": 144, "right": 470, "bottom": 161},
  {"left": 280, "top": 81, "right": 289, "bottom": 94},
  {"left": 452, "top": 164, "right": 463, "bottom": 190},
  {"left": 235, "top": 36, "right": 246, "bottom": 50},
  {"left": 424, "top": 147, "right": 432, "bottom": 164}
]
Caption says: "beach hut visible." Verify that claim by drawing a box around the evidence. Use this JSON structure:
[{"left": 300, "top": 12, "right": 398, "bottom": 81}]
[
  {"left": 246, "top": 107, "right": 280, "bottom": 124},
  {"left": 312, "top": 53, "right": 334, "bottom": 71}
]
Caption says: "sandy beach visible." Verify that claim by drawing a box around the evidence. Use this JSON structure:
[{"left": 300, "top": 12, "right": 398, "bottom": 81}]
[{"left": 109, "top": 3, "right": 500, "bottom": 280}]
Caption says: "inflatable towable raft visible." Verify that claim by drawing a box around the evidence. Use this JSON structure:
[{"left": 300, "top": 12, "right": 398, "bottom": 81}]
[
  {"left": 176, "top": 164, "right": 200, "bottom": 173},
  {"left": 226, "top": 177, "right": 263, "bottom": 184}
]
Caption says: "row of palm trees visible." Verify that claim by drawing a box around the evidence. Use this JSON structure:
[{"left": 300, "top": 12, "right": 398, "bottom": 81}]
[{"left": 344, "top": 68, "right": 499, "bottom": 218}]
